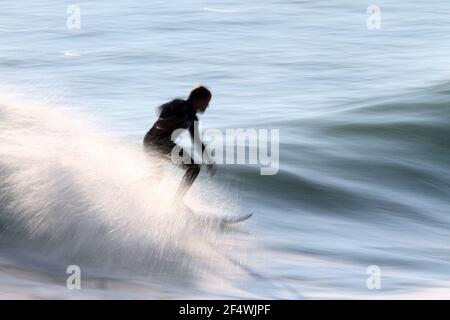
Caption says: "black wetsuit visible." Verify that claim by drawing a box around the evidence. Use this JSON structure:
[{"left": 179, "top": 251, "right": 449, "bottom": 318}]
[{"left": 143, "top": 99, "right": 203, "bottom": 195}]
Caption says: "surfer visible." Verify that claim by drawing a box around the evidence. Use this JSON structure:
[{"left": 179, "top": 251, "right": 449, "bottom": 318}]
[{"left": 143, "top": 85, "right": 216, "bottom": 200}]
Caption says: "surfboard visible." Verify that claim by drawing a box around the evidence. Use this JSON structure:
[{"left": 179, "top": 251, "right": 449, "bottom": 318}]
[
  {"left": 216, "top": 213, "right": 253, "bottom": 225},
  {"left": 181, "top": 204, "right": 252, "bottom": 225}
]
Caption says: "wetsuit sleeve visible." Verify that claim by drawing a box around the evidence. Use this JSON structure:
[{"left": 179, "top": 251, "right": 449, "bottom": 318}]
[
  {"left": 190, "top": 116, "right": 215, "bottom": 165},
  {"left": 189, "top": 115, "right": 206, "bottom": 153}
]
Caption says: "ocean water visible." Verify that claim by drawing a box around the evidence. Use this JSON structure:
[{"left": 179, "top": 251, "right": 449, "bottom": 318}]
[{"left": 1, "top": 0, "right": 450, "bottom": 299}]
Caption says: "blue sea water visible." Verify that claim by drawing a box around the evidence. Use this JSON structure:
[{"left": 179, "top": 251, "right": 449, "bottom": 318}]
[{"left": 0, "top": 0, "right": 450, "bottom": 298}]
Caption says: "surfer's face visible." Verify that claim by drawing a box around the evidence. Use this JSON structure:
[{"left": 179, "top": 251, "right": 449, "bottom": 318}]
[{"left": 195, "top": 96, "right": 211, "bottom": 113}]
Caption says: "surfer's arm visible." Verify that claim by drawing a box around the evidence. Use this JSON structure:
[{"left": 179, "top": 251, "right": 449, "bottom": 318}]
[{"left": 189, "top": 120, "right": 214, "bottom": 165}]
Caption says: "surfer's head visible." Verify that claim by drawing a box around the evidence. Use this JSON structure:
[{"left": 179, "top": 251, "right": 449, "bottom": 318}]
[{"left": 188, "top": 85, "right": 211, "bottom": 113}]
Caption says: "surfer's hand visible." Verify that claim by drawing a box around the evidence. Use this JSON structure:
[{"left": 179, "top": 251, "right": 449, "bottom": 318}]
[{"left": 206, "top": 163, "right": 217, "bottom": 177}]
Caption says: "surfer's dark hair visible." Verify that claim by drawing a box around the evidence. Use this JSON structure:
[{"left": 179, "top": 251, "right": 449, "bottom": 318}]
[{"left": 188, "top": 85, "right": 211, "bottom": 102}]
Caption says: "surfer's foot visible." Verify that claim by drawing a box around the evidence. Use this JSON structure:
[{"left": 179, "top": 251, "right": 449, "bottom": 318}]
[
  {"left": 176, "top": 164, "right": 200, "bottom": 197},
  {"left": 174, "top": 185, "right": 186, "bottom": 205}
]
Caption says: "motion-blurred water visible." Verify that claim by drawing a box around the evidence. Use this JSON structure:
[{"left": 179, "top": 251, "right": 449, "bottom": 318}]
[{"left": 1, "top": 0, "right": 450, "bottom": 299}]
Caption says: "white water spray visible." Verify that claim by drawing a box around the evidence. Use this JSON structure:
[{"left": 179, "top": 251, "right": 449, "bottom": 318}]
[{"left": 0, "top": 90, "right": 246, "bottom": 285}]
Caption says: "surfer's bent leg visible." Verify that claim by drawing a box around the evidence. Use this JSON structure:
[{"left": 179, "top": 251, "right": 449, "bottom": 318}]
[
  {"left": 142, "top": 139, "right": 174, "bottom": 182},
  {"left": 143, "top": 139, "right": 200, "bottom": 200},
  {"left": 175, "top": 150, "right": 200, "bottom": 200}
]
